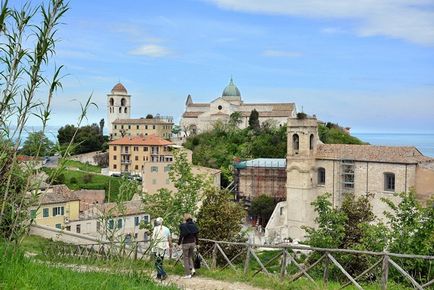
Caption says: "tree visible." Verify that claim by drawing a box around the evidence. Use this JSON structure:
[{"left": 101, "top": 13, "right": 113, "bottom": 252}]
[
  {"left": 197, "top": 188, "right": 245, "bottom": 241},
  {"left": 21, "top": 131, "right": 53, "bottom": 156},
  {"left": 229, "top": 112, "right": 242, "bottom": 127},
  {"left": 248, "top": 109, "right": 260, "bottom": 131},
  {"left": 146, "top": 114, "right": 153, "bottom": 119},
  {"left": 99, "top": 118, "right": 104, "bottom": 135},
  {"left": 172, "top": 125, "right": 181, "bottom": 137},
  {"left": 142, "top": 149, "right": 208, "bottom": 232},
  {"left": 57, "top": 124, "right": 76, "bottom": 145},
  {"left": 249, "top": 194, "right": 276, "bottom": 227}
]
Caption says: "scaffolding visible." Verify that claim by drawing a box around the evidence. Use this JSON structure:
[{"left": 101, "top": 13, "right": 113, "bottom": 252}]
[{"left": 234, "top": 159, "right": 286, "bottom": 204}]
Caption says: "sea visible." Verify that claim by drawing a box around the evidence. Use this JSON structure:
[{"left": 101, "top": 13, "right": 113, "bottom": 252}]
[
  {"left": 352, "top": 133, "right": 434, "bottom": 158},
  {"left": 13, "top": 127, "right": 434, "bottom": 158}
]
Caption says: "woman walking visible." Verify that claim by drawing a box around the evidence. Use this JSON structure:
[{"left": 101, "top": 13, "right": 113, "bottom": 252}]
[{"left": 178, "top": 213, "right": 199, "bottom": 279}]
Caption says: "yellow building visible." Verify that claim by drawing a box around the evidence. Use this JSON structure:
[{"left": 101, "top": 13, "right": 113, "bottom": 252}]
[
  {"left": 108, "top": 134, "right": 174, "bottom": 175},
  {"left": 111, "top": 117, "right": 173, "bottom": 140},
  {"left": 30, "top": 185, "right": 80, "bottom": 229}
]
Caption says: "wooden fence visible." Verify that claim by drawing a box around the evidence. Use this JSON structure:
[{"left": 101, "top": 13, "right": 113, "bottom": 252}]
[{"left": 43, "top": 238, "right": 434, "bottom": 290}]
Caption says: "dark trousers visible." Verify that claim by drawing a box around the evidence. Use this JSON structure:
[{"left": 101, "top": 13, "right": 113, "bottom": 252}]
[
  {"left": 154, "top": 251, "right": 166, "bottom": 278},
  {"left": 182, "top": 242, "right": 196, "bottom": 275}
]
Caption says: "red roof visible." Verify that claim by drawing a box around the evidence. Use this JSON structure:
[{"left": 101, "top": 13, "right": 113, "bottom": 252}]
[
  {"left": 111, "top": 82, "right": 127, "bottom": 94},
  {"left": 109, "top": 134, "right": 173, "bottom": 146}
]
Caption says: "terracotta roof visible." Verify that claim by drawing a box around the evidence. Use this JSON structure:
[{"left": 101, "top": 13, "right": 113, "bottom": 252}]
[
  {"left": 73, "top": 189, "right": 105, "bottom": 212},
  {"left": 112, "top": 118, "right": 173, "bottom": 125},
  {"left": 187, "top": 103, "right": 210, "bottom": 107},
  {"left": 240, "top": 111, "right": 293, "bottom": 117},
  {"left": 95, "top": 200, "right": 146, "bottom": 217},
  {"left": 111, "top": 82, "right": 127, "bottom": 94},
  {"left": 182, "top": 111, "right": 202, "bottom": 118},
  {"left": 316, "top": 144, "right": 433, "bottom": 164},
  {"left": 109, "top": 134, "right": 173, "bottom": 146},
  {"left": 39, "top": 185, "right": 80, "bottom": 204},
  {"left": 17, "top": 155, "right": 41, "bottom": 162}
]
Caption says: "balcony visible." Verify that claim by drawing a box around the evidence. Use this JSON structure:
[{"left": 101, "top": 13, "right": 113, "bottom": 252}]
[{"left": 121, "top": 159, "right": 131, "bottom": 164}]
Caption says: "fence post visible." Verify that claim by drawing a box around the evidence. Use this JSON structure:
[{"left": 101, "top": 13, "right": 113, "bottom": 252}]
[
  {"left": 323, "top": 251, "right": 329, "bottom": 286},
  {"left": 134, "top": 242, "right": 138, "bottom": 260},
  {"left": 280, "top": 248, "right": 287, "bottom": 278},
  {"left": 244, "top": 245, "right": 251, "bottom": 274},
  {"left": 381, "top": 252, "right": 389, "bottom": 290},
  {"left": 211, "top": 243, "right": 217, "bottom": 269}
]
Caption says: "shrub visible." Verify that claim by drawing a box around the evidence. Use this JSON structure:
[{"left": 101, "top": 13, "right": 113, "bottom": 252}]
[
  {"left": 82, "top": 173, "right": 93, "bottom": 184},
  {"left": 70, "top": 177, "right": 78, "bottom": 184}
]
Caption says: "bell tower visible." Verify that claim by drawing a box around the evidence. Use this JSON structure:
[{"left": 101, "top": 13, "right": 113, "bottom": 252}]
[
  {"left": 285, "top": 114, "right": 319, "bottom": 240},
  {"left": 107, "top": 83, "right": 131, "bottom": 136}
]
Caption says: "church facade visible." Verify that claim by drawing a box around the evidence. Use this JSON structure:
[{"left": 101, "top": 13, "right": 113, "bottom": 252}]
[
  {"left": 265, "top": 116, "right": 434, "bottom": 243},
  {"left": 180, "top": 78, "right": 296, "bottom": 134}
]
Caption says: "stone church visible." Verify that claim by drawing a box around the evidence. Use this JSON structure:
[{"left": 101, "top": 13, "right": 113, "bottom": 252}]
[
  {"left": 180, "top": 78, "right": 296, "bottom": 134},
  {"left": 265, "top": 116, "right": 434, "bottom": 243}
]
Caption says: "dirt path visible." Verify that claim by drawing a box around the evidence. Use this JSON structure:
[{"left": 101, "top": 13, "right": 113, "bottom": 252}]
[{"left": 28, "top": 254, "right": 266, "bottom": 290}]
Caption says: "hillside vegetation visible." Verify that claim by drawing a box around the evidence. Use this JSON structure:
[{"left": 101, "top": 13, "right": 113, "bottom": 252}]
[{"left": 184, "top": 120, "right": 364, "bottom": 183}]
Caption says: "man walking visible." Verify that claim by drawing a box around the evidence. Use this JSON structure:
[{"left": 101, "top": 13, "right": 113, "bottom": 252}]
[
  {"left": 151, "top": 217, "right": 172, "bottom": 280},
  {"left": 178, "top": 213, "right": 199, "bottom": 279}
]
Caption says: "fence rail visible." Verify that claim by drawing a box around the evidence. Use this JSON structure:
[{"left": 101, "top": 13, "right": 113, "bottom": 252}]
[{"left": 43, "top": 238, "right": 434, "bottom": 290}]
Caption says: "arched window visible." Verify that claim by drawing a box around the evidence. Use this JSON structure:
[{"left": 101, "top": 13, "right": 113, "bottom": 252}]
[
  {"left": 310, "top": 134, "right": 314, "bottom": 150},
  {"left": 292, "top": 134, "right": 299, "bottom": 151},
  {"left": 124, "top": 107, "right": 127, "bottom": 113},
  {"left": 318, "top": 167, "right": 325, "bottom": 185},
  {"left": 121, "top": 98, "right": 126, "bottom": 106},
  {"left": 384, "top": 173, "right": 395, "bottom": 192},
  {"left": 119, "top": 107, "right": 122, "bottom": 113},
  {"left": 109, "top": 98, "right": 114, "bottom": 106}
]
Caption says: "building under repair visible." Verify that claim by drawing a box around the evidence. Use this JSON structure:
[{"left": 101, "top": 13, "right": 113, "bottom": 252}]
[{"left": 234, "top": 158, "right": 287, "bottom": 202}]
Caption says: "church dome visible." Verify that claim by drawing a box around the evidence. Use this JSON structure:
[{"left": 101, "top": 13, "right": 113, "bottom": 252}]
[
  {"left": 111, "top": 82, "right": 128, "bottom": 94},
  {"left": 222, "top": 78, "right": 241, "bottom": 97}
]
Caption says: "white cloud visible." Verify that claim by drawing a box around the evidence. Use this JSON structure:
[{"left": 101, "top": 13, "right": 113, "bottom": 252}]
[
  {"left": 263, "top": 50, "right": 303, "bottom": 58},
  {"left": 129, "top": 44, "right": 171, "bottom": 57},
  {"left": 207, "top": 0, "right": 434, "bottom": 45}
]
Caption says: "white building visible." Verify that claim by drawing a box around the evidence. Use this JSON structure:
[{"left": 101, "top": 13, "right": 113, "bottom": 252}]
[
  {"left": 107, "top": 83, "right": 131, "bottom": 135},
  {"left": 265, "top": 116, "right": 434, "bottom": 243},
  {"left": 180, "top": 78, "right": 296, "bottom": 134}
]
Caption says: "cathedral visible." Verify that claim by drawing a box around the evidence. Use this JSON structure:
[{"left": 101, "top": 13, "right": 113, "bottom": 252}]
[{"left": 180, "top": 78, "right": 296, "bottom": 134}]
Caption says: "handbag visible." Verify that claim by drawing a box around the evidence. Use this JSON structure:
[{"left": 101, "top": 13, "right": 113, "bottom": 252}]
[{"left": 194, "top": 253, "right": 201, "bottom": 269}]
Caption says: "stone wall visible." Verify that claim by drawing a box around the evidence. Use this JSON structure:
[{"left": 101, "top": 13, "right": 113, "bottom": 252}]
[
  {"left": 30, "top": 224, "right": 104, "bottom": 245},
  {"left": 70, "top": 151, "right": 104, "bottom": 166}
]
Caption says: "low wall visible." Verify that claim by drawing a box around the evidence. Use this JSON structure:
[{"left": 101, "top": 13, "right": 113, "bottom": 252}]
[
  {"left": 70, "top": 151, "right": 104, "bottom": 166},
  {"left": 30, "top": 224, "right": 106, "bottom": 245}
]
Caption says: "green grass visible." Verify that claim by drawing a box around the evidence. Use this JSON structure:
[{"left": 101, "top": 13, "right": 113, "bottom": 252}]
[
  {"left": 21, "top": 236, "right": 412, "bottom": 290},
  {"left": 43, "top": 168, "right": 137, "bottom": 201},
  {"left": 63, "top": 159, "right": 101, "bottom": 173},
  {"left": 0, "top": 242, "right": 178, "bottom": 290}
]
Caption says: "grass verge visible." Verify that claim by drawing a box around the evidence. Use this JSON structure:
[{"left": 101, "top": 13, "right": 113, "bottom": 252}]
[{"left": 63, "top": 159, "right": 101, "bottom": 173}]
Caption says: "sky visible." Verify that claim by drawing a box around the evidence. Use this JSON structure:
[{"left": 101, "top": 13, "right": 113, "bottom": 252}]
[{"left": 18, "top": 0, "right": 434, "bottom": 133}]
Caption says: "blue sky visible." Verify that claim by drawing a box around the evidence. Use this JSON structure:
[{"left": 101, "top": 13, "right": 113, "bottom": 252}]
[{"left": 21, "top": 0, "right": 434, "bottom": 132}]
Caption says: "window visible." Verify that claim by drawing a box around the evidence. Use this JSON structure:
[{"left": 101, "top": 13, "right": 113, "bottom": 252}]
[
  {"left": 121, "top": 125, "right": 124, "bottom": 129},
  {"left": 135, "top": 165, "right": 138, "bottom": 170},
  {"left": 151, "top": 166, "right": 158, "bottom": 173},
  {"left": 145, "top": 125, "right": 148, "bottom": 130},
  {"left": 76, "top": 224, "right": 81, "bottom": 233},
  {"left": 143, "top": 215, "right": 150, "bottom": 224},
  {"left": 43, "top": 208, "right": 49, "bottom": 217},
  {"left": 109, "top": 98, "right": 114, "bottom": 106},
  {"left": 293, "top": 134, "right": 299, "bottom": 151},
  {"left": 280, "top": 207, "right": 284, "bottom": 216},
  {"left": 30, "top": 209, "right": 37, "bottom": 219},
  {"left": 119, "top": 107, "right": 122, "bottom": 113},
  {"left": 310, "top": 134, "right": 314, "bottom": 150},
  {"left": 218, "top": 105, "right": 222, "bottom": 110},
  {"left": 318, "top": 168, "right": 326, "bottom": 185},
  {"left": 113, "top": 164, "right": 117, "bottom": 169},
  {"left": 121, "top": 98, "right": 126, "bottom": 106},
  {"left": 108, "top": 219, "right": 114, "bottom": 230},
  {"left": 144, "top": 146, "right": 148, "bottom": 151},
  {"left": 65, "top": 226, "right": 71, "bottom": 231},
  {"left": 53, "top": 206, "right": 64, "bottom": 216},
  {"left": 134, "top": 216, "right": 140, "bottom": 226},
  {"left": 135, "top": 156, "right": 138, "bottom": 161},
  {"left": 55, "top": 224, "right": 61, "bottom": 229},
  {"left": 134, "top": 233, "right": 138, "bottom": 239},
  {"left": 128, "top": 125, "right": 131, "bottom": 130},
  {"left": 153, "top": 125, "right": 156, "bottom": 129},
  {"left": 137, "top": 125, "right": 139, "bottom": 129},
  {"left": 384, "top": 173, "right": 395, "bottom": 192},
  {"left": 133, "top": 146, "right": 138, "bottom": 151},
  {"left": 113, "top": 155, "right": 117, "bottom": 160},
  {"left": 152, "top": 179, "right": 157, "bottom": 185},
  {"left": 164, "top": 165, "right": 171, "bottom": 172},
  {"left": 342, "top": 160, "right": 355, "bottom": 190},
  {"left": 124, "top": 107, "right": 127, "bottom": 113},
  {"left": 117, "top": 219, "right": 123, "bottom": 229},
  {"left": 114, "top": 125, "right": 117, "bottom": 129},
  {"left": 113, "top": 146, "right": 117, "bottom": 151}
]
